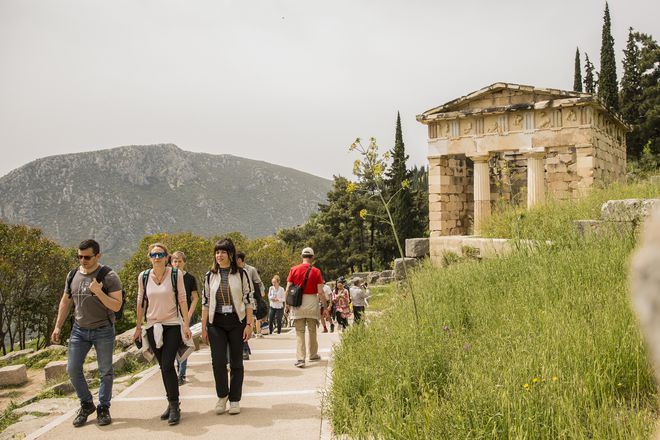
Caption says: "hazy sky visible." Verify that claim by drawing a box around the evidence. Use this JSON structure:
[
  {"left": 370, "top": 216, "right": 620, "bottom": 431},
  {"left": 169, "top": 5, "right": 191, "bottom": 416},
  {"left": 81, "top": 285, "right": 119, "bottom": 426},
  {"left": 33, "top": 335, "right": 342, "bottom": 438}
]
[{"left": 1, "top": 0, "right": 658, "bottom": 180}]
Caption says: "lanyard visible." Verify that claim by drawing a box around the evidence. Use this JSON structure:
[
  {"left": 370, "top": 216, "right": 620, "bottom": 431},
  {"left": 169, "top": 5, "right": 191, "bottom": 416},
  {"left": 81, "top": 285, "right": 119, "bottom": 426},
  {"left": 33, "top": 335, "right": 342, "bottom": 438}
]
[{"left": 218, "top": 271, "right": 232, "bottom": 305}]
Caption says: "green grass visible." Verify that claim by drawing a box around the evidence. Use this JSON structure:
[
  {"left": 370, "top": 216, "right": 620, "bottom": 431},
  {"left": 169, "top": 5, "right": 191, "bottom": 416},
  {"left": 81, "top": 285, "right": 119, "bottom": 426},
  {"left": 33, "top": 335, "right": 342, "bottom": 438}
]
[
  {"left": 329, "top": 230, "right": 657, "bottom": 438},
  {"left": 0, "top": 403, "right": 19, "bottom": 434},
  {"left": 481, "top": 178, "right": 659, "bottom": 241}
]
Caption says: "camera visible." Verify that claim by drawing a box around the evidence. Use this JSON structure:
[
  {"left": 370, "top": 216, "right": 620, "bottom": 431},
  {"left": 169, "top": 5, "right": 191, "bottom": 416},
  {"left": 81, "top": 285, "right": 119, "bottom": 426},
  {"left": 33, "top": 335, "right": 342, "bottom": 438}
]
[{"left": 135, "top": 339, "right": 142, "bottom": 349}]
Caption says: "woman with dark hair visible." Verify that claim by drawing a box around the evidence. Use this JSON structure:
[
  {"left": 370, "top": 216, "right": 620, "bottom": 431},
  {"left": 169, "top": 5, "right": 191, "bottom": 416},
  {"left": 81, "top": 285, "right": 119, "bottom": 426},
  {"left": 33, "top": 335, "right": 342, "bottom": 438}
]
[
  {"left": 133, "top": 243, "right": 192, "bottom": 425},
  {"left": 333, "top": 278, "right": 351, "bottom": 331},
  {"left": 201, "top": 238, "right": 255, "bottom": 416}
]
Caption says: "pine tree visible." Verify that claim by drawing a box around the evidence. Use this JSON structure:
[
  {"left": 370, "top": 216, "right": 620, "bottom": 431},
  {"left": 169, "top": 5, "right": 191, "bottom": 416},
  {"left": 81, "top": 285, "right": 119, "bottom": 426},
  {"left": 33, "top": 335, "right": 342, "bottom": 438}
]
[
  {"left": 584, "top": 53, "right": 596, "bottom": 94},
  {"left": 598, "top": 2, "right": 619, "bottom": 111},
  {"left": 619, "top": 27, "right": 642, "bottom": 125},
  {"left": 574, "top": 47, "right": 583, "bottom": 92}
]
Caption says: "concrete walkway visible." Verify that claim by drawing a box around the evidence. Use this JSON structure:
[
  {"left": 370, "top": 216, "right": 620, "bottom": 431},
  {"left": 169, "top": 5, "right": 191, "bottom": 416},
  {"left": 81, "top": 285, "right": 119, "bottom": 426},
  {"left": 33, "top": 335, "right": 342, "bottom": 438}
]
[{"left": 27, "top": 330, "right": 339, "bottom": 440}]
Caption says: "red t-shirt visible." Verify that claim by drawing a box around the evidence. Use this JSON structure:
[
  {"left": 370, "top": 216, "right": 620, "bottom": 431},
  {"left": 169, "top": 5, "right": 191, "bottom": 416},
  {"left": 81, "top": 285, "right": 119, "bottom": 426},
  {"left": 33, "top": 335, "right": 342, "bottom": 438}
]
[{"left": 287, "top": 263, "right": 324, "bottom": 294}]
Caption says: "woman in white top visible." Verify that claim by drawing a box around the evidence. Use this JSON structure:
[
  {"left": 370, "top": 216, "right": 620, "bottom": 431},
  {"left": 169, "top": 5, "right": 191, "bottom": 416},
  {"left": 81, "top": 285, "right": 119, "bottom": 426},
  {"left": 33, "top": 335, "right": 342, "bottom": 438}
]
[
  {"left": 267, "top": 275, "right": 285, "bottom": 334},
  {"left": 133, "top": 243, "right": 192, "bottom": 426}
]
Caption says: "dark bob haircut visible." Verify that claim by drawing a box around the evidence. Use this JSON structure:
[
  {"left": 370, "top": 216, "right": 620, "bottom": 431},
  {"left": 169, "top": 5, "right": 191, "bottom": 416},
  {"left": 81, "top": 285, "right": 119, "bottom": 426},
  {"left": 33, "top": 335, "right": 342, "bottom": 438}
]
[{"left": 212, "top": 238, "right": 238, "bottom": 274}]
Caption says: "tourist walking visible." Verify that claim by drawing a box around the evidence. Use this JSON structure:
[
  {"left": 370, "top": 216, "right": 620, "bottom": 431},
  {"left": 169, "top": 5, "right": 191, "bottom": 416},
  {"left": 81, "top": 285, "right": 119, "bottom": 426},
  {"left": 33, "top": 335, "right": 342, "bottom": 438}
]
[
  {"left": 52, "top": 239, "right": 123, "bottom": 427},
  {"left": 349, "top": 277, "right": 370, "bottom": 324},
  {"left": 285, "top": 247, "right": 328, "bottom": 368},
  {"left": 201, "top": 238, "right": 255, "bottom": 415},
  {"left": 237, "top": 252, "right": 265, "bottom": 352},
  {"left": 171, "top": 251, "right": 199, "bottom": 385},
  {"left": 333, "top": 278, "right": 351, "bottom": 331},
  {"left": 267, "top": 275, "right": 285, "bottom": 334},
  {"left": 133, "top": 243, "right": 192, "bottom": 426},
  {"left": 321, "top": 283, "right": 334, "bottom": 332}
]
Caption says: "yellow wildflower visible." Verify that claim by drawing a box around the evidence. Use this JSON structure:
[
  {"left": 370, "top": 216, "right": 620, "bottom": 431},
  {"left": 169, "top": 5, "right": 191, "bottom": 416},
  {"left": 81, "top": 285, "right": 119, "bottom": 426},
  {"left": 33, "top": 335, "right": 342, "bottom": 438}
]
[
  {"left": 401, "top": 179, "right": 410, "bottom": 189},
  {"left": 346, "top": 182, "right": 357, "bottom": 194},
  {"left": 523, "top": 383, "right": 530, "bottom": 391},
  {"left": 532, "top": 377, "right": 539, "bottom": 384},
  {"left": 359, "top": 209, "right": 368, "bottom": 219},
  {"left": 373, "top": 163, "right": 384, "bottom": 177},
  {"left": 353, "top": 160, "right": 361, "bottom": 175},
  {"left": 552, "top": 376, "right": 558, "bottom": 382}
]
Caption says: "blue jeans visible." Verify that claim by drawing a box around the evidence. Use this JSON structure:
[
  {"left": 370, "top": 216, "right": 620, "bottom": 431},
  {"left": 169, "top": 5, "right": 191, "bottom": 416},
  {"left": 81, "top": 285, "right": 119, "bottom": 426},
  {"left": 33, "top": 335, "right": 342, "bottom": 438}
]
[{"left": 67, "top": 323, "right": 115, "bottom": 407}]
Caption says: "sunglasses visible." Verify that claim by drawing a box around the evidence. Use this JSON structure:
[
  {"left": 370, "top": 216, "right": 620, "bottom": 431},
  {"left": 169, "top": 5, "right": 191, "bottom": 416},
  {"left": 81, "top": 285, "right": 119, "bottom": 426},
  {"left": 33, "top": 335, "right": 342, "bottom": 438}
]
[
  {"left": 149, "top": 252, "right": 168, "bottom": 259},
  {"left": 77, "top": 254, "right": 96, "bottom": 261}
]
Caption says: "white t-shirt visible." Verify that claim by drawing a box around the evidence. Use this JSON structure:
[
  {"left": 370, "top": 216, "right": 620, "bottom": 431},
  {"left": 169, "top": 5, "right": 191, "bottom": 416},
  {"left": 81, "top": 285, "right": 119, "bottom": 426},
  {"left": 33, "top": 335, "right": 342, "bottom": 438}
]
[
  {"left": 268, "top": 286, "right": 286, "bottom": 309},
  {"left": 323, "top": 284, "right": 333, "bottom": 302}
]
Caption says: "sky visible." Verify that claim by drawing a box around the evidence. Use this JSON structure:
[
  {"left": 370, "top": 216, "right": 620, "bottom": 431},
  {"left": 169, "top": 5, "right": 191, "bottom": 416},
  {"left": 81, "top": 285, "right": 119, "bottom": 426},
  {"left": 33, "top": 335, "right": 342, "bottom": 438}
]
[{"left": 0, "top": 0, "right": 658, "bottom": 180}]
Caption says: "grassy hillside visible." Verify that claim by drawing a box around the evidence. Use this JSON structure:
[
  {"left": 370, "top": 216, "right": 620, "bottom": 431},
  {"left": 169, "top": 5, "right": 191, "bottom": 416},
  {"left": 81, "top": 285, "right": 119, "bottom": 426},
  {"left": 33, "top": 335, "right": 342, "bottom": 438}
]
[{"left": 328, "top": 180, "right": 659, "bottom": 439}]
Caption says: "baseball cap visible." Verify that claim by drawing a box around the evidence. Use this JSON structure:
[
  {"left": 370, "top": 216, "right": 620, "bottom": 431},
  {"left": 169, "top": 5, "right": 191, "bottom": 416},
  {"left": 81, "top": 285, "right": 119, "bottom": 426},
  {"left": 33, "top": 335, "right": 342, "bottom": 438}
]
[{"left": 301, "top": 247, "right": 314, "bottom": 257}]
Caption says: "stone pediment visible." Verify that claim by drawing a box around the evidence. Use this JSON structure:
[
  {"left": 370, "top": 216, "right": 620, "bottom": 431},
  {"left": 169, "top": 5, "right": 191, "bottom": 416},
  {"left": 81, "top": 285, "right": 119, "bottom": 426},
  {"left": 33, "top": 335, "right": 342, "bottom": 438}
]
[{"left": 418, "top": 83, "right": 593, "bottom": 121}]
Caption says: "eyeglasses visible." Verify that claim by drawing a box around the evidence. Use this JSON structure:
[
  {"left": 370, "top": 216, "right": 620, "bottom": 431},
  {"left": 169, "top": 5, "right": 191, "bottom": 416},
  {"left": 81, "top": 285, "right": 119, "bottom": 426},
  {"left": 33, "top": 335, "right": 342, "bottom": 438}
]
[
  {"left": 77, "top": 254, "right": 96, "bottom": 261},
  {"left": 149, "top": 252, "right": 167, "bottom": 259}
]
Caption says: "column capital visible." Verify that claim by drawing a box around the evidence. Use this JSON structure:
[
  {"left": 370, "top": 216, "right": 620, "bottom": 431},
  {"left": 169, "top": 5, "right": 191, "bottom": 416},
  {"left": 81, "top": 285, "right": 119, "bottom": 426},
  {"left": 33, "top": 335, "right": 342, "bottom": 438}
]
[
  {"left": 468, "top": 154, "right": 491, "bottom": 163},
  {"left": 521, "top": 148, "right": 546, "bottom": 158}
]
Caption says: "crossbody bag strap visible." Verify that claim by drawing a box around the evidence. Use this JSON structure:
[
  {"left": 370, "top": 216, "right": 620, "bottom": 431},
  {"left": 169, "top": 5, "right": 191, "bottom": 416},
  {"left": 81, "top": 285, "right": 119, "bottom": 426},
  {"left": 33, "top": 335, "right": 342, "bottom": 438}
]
[{"left": 300, "top": 264, "right": 313, "bottom": 292}]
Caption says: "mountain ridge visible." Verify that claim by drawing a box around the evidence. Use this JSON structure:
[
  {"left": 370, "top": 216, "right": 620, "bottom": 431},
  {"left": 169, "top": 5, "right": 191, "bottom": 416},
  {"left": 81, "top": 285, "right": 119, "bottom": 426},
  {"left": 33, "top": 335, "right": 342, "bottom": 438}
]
[{"left": 0, "top": 144, "right": 331, "bottom": 268}]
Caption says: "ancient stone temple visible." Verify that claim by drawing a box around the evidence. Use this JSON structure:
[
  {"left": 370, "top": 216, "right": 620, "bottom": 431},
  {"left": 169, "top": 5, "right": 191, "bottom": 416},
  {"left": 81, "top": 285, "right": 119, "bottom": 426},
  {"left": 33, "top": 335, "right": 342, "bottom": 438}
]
[{"left": 416, "top": 82, "right": 628, "bottom": 237}]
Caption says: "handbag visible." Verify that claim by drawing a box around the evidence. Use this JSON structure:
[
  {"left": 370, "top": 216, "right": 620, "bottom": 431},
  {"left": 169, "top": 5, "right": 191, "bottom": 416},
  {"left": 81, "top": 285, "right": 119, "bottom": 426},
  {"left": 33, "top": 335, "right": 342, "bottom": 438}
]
[{"left": 286, "top": 264, "right": 313, "bottom": 307}]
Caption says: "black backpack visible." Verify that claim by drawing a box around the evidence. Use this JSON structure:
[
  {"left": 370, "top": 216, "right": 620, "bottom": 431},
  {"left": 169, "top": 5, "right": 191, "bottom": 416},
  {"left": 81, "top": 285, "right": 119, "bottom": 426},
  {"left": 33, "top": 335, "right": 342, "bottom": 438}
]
[
  {"left": 66, "top": 265, "right": 126, "bottom": 321},
  {"left": 141, "top": 267, "right": 180, "bottom": 316}
]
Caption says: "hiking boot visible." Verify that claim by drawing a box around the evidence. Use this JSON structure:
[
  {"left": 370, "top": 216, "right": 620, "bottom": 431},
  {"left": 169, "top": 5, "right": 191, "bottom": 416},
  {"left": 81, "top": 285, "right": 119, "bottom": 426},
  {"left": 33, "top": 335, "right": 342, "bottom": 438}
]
[
  {"left": 309, "top": 354, "right": 322, "bottom": 361},
  {"left": 242, "top": 352, "right": 250, "bottom": 360},
  {"left": 228, "top": 401, "right": 240, "bottom": 415},
  {"left": 294, "top": 360, "right": 305, "bottom": 368},
  {"left": 215, "top": 396, "right": 228, "bottom": 414},
  {"left": 96, "top": 405, "right": 111, "bottom": 426},
  {"left": 168, "top": 401, "right": 181, "bottom": 425},
  {"left": 330, "top": 323, "right": 334, "bottom": 332},
  {"left": 178, "top": 376, "right": 186, "bottom": 386},
  {"left": 160, "top": 403, "right": 171, "bottom": 420},
  {"left": 72, "top": 401, "right": 96, "bottom": 427}
]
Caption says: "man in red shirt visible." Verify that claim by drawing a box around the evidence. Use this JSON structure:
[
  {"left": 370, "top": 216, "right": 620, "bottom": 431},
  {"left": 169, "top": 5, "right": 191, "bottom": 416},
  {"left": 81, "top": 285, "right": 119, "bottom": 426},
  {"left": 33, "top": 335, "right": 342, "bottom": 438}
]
[{"left": 285, "top": 247, "right": 328, "bottom": 368}]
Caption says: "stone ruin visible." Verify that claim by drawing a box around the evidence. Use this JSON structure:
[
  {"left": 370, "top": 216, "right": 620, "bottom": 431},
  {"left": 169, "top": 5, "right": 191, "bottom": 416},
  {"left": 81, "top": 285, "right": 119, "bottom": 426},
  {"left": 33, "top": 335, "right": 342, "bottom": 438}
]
[{"left": 416, "top": 83, "right": 628, "bottom": 267}]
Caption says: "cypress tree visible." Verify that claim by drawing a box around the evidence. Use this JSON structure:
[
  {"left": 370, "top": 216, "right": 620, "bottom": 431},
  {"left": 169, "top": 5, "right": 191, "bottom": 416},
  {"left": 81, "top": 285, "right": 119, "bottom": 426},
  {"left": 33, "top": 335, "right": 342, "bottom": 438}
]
[
  {"left": 619, "top": 27, "right": 641, "bottom": 125},
  {"left": 574, "top": 47, "right": 583, "bottom": 92},
  {"left": 584, "top": 53, "right": 596, "bottom": 94},
  {"left": 598, "top": 2, "right": 619, "bottom": 111}
]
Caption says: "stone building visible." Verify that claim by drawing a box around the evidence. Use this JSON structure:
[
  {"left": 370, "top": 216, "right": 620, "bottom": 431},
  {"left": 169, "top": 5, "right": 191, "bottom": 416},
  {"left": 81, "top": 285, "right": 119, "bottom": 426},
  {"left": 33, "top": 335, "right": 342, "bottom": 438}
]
[{"left": 416, "top": 82, "right": 628, "bottom": 237}]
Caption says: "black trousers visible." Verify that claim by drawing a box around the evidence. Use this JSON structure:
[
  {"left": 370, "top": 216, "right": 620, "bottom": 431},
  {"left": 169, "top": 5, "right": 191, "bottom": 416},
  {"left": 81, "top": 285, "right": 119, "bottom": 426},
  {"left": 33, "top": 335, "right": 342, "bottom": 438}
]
[
  {"left": 353, "top": 306, "right": 365, "bottom": 323},
  {"left": 269, "top": 307, "right": 284, "bottom": 334},
  {"left": 208, "top": 313, "right": 246, "bottom": 401},
  {"left": 146, "top": 325, "right": 182, "bottom": 403}
]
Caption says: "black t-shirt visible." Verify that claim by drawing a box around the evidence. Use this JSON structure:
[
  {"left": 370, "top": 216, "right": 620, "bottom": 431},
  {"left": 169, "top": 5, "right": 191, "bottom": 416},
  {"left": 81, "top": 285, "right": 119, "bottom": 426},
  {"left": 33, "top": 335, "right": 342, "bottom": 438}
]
[{"left": 183, "top": 272, "right": 198, "bottom": 309}]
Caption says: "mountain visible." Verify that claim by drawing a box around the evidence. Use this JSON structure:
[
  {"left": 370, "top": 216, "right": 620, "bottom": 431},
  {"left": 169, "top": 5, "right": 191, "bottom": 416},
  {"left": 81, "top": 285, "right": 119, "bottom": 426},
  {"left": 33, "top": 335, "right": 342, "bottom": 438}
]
[{"left": 0, "top": 144, "right": 331, "bottom": 268}]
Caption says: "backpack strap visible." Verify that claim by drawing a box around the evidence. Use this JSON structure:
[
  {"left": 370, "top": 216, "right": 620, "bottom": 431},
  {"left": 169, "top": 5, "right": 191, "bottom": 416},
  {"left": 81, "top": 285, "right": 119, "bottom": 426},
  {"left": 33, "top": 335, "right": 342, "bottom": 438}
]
[
  {"left": 95, "top": 265, "right": 112, "bottom": 294},
  {"left": 171, "top": 267, "right": 181, "bottom": 316},
  {"left": 141, "top": 269, "right": 151, "bottom": 313},
  {"left": 65, "top": 269, "right": 78, "bottom": 298}
]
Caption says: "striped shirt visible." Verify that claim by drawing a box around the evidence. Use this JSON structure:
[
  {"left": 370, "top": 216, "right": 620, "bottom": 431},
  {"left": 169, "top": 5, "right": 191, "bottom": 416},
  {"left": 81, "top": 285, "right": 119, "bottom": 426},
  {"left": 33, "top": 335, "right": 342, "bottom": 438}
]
[{"left": 215, "top": 268, "right": 232, "bottom": 308}]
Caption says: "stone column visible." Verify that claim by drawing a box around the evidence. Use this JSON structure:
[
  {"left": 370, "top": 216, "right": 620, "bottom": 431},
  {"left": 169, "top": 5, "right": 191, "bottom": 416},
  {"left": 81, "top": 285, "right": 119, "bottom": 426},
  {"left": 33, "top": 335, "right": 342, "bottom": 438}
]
[
  {"left": 472, "top": 155, "right": 491, "bottom": 235},
  {"left": 526, "top": 151, "right": 546, "bottom": 208}
]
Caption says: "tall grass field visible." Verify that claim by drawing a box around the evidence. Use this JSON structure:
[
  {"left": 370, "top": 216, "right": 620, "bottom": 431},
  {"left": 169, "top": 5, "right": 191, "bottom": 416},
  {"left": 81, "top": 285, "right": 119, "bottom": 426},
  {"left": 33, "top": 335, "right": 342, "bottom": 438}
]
[{"left": 328, "top": 179, "right": 659, "bottom": 439}]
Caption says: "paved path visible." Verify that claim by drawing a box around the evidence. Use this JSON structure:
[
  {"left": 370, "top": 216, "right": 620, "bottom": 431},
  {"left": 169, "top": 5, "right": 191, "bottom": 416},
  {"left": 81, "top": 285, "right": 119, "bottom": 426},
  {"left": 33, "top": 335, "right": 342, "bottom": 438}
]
[{"left": 27, "top": 330, "right": 339, "bottom": 440}]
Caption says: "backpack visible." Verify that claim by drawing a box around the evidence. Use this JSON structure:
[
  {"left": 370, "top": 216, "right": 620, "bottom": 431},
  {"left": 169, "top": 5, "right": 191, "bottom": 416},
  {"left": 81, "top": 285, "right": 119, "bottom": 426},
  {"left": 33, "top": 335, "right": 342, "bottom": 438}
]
[
  {"left": 66, "top": 265, "right": 126, "bottom": 321},
  {"left": 141, "top": 267, "right": 180, "bottom": 317}
]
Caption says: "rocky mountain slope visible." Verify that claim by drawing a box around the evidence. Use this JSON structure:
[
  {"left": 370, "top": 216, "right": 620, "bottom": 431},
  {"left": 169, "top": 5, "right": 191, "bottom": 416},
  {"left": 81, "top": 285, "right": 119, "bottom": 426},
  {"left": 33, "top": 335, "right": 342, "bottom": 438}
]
[{"left": 0, "top": 144, "right": 330, "bottom": 267}]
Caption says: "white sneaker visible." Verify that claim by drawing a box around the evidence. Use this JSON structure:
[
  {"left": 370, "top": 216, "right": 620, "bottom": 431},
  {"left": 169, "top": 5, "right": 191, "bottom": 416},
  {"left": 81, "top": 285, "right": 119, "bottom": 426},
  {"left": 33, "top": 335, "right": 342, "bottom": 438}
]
[
  {"left": 228, "top": 401, "right": 240, "bottom": 415},
  {"left": 215, "top": 396, "right": 228, "bottom": 414}
]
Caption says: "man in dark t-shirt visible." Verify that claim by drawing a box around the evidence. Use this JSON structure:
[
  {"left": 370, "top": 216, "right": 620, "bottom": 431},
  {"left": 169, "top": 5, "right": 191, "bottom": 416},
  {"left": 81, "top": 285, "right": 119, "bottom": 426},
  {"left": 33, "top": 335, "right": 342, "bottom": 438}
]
[
  {"left": 172, "top": 251, "right": 199, "bottom": 385},
  {"left": 51, "top": 239, "right": 123, "bottom": 428}
]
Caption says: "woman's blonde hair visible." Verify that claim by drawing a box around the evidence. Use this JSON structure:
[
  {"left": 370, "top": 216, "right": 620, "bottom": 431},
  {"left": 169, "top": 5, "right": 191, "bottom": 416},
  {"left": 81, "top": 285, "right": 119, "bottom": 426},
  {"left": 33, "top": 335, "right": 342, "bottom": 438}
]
[
  {"left": 272, "top": 274, "right": 280, "bottom": 283},
  {"left": 171, "top": 251, "right": 187, "bottom": 262},
  {"left": 148, "top": 242, "right": 170, "bottom": 255}
]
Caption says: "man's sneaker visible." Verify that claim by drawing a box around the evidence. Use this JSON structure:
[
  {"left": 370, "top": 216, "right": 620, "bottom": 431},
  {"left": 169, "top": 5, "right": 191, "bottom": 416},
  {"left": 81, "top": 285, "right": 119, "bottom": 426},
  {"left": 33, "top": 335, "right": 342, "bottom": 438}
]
[
  {"left": 228, "top": 401, "right": 240, "bottom": 415},
  {"left": 242, "top": 353, "right": 250, "bottom": 360},
  {"left": 330, "top": 323, "right": 334, "bottom": 332},
  {"left": 96, "top": 405, "right": 111, "bottom": 426},
  {"left": 309, "top": 354, "right": 322, "bottom": 361},
  {"left": 294, "top": 360, "right": 305, "bottom": 368},
  {"left": 322, "top": 328, "right": 328, "bottom": 333},
  {"left": 215, "top": 396, "right": 228, "bottom": 415},
  {"left": 178, "top": 376, "right": 185, "bottom": 386},
  {"left": 72, "top": 401, "right": 96, "bottom": 427}
]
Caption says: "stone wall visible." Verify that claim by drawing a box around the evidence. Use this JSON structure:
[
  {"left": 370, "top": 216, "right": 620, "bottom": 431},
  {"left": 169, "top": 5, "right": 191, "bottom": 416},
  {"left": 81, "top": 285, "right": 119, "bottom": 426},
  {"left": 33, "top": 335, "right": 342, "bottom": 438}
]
[{"left": 428, "top": 156, "right": 472, "bottom": 236}]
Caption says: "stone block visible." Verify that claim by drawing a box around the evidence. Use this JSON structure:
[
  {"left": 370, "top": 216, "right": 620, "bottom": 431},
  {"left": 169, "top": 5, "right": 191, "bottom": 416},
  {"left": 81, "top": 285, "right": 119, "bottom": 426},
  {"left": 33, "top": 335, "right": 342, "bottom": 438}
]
[
  {"left": 116, "top": 327, "right": 138, "bottom": 349},
  {"left": 393, "top": 258, "right": 418, "bottom": 280},
  {"left": 376, "top": 276, "right": 395, "bottom": 285},
  {"left": 14, "top": 398, "right": 79, "bottom": 416},
  {"left": 44, "top": 360, "right": 68, "bottom": 381},
  {"left": 601, "top": 199, "right": 660, "bottom": 223},
  {"left": 366, "top": 272, "right": 381, "bottom": 284},
  {"left": 0, "top": 364, "right": 27, "bottom": 386},
  {"left": 0, "top": 348, "right": 34, "bottom": 364},
  {"left": 405, "top": 238, "right": 430, "bottom": 258}
]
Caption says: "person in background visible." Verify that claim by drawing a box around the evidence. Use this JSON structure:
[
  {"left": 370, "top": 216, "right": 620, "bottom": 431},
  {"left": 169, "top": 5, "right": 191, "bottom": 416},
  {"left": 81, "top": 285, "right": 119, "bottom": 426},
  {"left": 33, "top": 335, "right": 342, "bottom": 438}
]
[
  {"left": 236, "top": 252, "right": 263, "bottom": 355},
  {"left": 285, "top": 247, "right": 328, "bottom": 368},
  {"left": 51, "top": 239, "right": 123, "bottom": 428},
  {"left": 268, "top": 275, "right": 285, "bottom": 334},
  {"left": 349, "top": 277, "right": 370, "bottom": 324},
  {"left": 133, "top": 243, "right": 191, "bottom": 426},
  {"left": 201, "top": 238, "right": 255, "bottom": 415},
  {"left": 171, "top": 251, "right": 199, "bottom": 385},
  {"left": 321, "top": 283, "right": 334, "bottom": 332},
  {"left": 333, "top": 278, "right": 351, "bottom": 331}
]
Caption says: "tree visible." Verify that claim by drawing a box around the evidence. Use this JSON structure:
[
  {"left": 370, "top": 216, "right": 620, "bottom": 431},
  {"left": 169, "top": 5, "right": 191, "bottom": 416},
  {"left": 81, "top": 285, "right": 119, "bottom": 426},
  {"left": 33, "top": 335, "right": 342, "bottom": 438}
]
[
  {"left": 620, "top": 27, "right": 642, "bottom": 126},
  {"left": 584, "top": 52, "right": 597, "bottom": 94},
  {"left": 598, "top": 2, "right": 619, "bottom": 111},
  {"left": 574, "top": 48, "right": 583, "bottom": 92}
]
